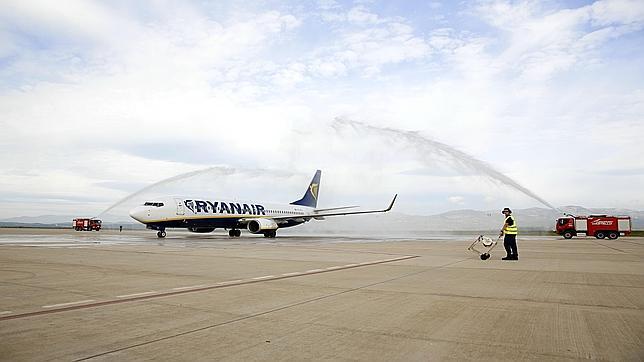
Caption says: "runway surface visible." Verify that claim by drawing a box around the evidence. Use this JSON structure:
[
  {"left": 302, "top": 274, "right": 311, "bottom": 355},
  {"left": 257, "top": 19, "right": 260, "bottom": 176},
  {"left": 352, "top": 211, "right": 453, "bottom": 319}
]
[{"left": 1, "top": 229, "right": 643, "bottom": 361}]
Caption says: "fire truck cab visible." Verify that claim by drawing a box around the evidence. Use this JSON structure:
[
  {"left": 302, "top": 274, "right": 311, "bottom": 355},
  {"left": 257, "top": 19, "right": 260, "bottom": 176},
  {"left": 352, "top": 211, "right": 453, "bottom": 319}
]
[
  {"left": 556, "top": 215, "right": 631, "bottom": 240},
  {"left": 73, "top": 218, "right": 102, "bottom": 231}
]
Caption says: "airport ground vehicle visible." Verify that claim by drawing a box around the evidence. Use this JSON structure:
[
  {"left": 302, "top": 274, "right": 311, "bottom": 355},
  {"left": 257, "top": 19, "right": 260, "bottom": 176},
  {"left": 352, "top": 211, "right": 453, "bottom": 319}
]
[
  {"left": 73, "top": 218, "right": 102, "bottom": 231},
  {"left": 555, "top": 215, "right": 631, "bottom": 239}
]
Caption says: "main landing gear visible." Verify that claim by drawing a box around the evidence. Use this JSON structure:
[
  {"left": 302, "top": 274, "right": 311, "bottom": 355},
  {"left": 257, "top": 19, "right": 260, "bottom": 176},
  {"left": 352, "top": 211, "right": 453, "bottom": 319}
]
[
  {"left": 263, "top": 230, "right": 276, "bottom": 238},
  {"left": 157, "top": 229, "right": 166, "bottom": 238},
  {"left": 228, "top": 229, "right": 241, "bottom": 237}
]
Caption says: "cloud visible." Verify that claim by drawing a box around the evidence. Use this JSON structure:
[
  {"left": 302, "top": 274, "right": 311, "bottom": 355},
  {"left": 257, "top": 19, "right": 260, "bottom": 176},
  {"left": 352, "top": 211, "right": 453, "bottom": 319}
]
[
  {"left": 0, "top": 0, "right": 642, "bottom": 218},
  {"left": 0, "top": 0, "right": 124, "bottom": 44},
  {"left": 312, "top": 5, "right": 431, "bottom": 77},
  {"left": 591, "top": 0, "right": 644, "bottom": 26},
  {"left": 470, "top": 0, "right": 644, "bottom": 81},
  {"left": 448, "top": 195, "right": 465, "bottom": 205},
  {"left": 347, "top": 6, "right": 381, "bottom": 24}
]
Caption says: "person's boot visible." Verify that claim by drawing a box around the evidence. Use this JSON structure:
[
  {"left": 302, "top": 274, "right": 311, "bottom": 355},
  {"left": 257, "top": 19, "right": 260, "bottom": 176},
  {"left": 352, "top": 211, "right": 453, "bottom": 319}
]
[
  {"left": 510, "top": 255, "right": 519, "bottom": 260},
  {"left": 502, "top": 256, "right": 511, "bottom": 260}
]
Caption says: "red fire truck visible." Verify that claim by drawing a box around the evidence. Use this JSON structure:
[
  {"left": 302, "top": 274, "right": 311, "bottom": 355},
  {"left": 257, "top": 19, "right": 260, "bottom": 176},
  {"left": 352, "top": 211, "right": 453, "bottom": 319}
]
[
  {"left": 555, "top": 215, "right": 631, "bottom": 239},
  {"left": 73, "top": 218, "right": 102, "bottom": 231}
]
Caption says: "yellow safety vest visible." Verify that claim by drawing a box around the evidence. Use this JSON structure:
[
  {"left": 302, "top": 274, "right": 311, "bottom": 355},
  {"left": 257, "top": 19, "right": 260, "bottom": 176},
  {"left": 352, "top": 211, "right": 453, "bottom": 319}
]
[{"left": 504, "top": 216, "right": 518, "bottom": 235}]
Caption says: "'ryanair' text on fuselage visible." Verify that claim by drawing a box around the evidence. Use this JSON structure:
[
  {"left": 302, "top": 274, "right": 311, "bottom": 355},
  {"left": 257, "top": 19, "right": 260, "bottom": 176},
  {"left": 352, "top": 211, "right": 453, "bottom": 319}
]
[{"left": 184, "top": 200, "right": 266, "bottom": 215}]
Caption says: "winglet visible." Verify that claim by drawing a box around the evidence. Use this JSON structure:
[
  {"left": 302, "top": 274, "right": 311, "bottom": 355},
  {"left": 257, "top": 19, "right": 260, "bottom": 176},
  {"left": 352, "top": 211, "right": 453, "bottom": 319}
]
[{"left": 385, "top": 194, "right": 398, "bottom": 212}]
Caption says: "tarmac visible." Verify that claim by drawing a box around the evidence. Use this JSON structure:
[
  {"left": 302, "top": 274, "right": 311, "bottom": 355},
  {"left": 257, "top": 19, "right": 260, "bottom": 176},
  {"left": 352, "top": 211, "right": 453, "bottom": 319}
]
[{"left": 0, "top": 228, "right": 643, "bottom": 361}]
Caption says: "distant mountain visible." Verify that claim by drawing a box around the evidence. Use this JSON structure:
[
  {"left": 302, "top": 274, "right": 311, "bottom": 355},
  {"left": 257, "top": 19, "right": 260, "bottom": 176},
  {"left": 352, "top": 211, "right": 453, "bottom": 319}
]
[
  {"left": 0, "top": 215, "right": 142, "bottom": 229},
  {"left": 298, "top": 206, "right": 644, "bottom": 233},
  {"left": 0, "top": 215, "right": 135, "bottom": 225},
  {"left": 0, "top": 215, "right": 78, "bottom": 224},
  {"left": 2, "top": 207, "right": 642, "bottom": 231}
]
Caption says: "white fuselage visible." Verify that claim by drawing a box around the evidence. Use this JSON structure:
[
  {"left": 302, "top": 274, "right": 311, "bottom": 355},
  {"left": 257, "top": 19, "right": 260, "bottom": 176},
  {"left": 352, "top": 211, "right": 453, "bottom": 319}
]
[{"left": 129, "top": 196, "right": 313, "bottom": 230}]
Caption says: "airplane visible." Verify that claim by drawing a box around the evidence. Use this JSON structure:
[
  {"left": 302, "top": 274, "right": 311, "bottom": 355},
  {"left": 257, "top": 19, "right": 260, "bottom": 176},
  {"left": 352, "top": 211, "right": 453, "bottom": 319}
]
[{"left": 129, "top": 170, "right": 397, "bottom": 238}]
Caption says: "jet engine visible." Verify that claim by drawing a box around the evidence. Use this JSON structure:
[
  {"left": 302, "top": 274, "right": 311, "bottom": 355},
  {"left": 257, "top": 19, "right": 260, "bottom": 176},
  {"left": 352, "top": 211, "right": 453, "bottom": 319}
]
[
  {"left": 187, "top": 227, "right": 216, "bottom": 233},
  {"left": 247, "top": 219, "right": 278, "bottom": 234}
]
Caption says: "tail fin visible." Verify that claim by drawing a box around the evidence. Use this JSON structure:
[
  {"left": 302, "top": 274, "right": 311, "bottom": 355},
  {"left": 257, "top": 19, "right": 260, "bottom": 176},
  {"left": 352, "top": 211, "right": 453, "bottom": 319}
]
[{"left": 290, "top": 170, "right": 321, "bottom": 208}]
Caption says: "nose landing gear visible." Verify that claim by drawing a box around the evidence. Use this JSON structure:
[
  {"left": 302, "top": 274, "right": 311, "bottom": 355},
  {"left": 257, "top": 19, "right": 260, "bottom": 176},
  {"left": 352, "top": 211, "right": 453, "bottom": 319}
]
[{"left": 157, "top": 230, "right": 166, "bottom": 238}]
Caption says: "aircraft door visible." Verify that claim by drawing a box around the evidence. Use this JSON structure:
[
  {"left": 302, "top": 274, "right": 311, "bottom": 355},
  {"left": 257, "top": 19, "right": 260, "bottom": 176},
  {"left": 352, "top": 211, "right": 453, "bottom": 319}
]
[{"left": 175, "top": 199, "right": 185, "bottom": 215}]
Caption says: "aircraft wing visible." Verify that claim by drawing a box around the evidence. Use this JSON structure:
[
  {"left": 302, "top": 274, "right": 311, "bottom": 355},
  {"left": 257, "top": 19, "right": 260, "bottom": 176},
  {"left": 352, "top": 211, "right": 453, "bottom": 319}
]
[
  {"left": 313, "top": 205, "right": 359, "bottom": 213},
  {"left": 270, "top": 194, "right": 397, "bottom": 220}
]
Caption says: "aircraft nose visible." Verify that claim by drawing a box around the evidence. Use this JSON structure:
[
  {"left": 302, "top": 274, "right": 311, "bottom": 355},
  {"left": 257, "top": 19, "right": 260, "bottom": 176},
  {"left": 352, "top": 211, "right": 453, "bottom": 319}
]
[{"left": 129, "top": 207, "right": 147, "bottom": 222}]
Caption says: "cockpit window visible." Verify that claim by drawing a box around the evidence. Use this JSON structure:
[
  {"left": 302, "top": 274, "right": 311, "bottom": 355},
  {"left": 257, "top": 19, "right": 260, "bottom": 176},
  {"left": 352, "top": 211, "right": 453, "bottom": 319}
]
[{"left": 143, "top": 202, "right": 164, "bottom": 207}]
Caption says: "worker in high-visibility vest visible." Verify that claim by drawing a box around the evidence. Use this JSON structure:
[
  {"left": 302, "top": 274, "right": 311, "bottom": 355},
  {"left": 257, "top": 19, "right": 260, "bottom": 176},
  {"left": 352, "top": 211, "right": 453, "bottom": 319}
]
[{"left": 499, "top": 207, "right": 518, "bottom": 260}]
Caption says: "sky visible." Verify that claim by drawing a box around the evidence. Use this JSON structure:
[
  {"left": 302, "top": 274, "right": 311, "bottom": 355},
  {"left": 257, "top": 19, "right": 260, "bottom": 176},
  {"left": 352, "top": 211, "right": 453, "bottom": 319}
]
[{"left": 0, "top": 0, "right": 643, "bottom": 220}]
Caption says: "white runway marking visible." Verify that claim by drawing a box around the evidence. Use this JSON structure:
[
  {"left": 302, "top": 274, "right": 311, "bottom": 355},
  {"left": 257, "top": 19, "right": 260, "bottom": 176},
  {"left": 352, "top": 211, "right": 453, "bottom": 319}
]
[
  {"left": 1, "top": 255, "right": 418, "bottom": 321},
  {"left": 171, "top": 285, "right": 205, "bottom": 291},
  {"left": 218, "top": 280, "right": 242, "bottom": 285},
  {"left": 281, "top": 272, "right": 301, "bottom": 276},
  {"left": 116, "top": 291, "right": 156, "bottom": 298},
  {"left": 251, "top": 275, "right": 274, "bottom": 280},
  {"left": 43, "top": 300, "right": 95, "bottom": 308}
]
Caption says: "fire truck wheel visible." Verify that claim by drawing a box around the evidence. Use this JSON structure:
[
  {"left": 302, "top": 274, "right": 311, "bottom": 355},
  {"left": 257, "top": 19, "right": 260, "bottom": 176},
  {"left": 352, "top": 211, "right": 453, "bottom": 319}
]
[
  {"left": 608, "top": 232, "right": 618, "bottom": 240},
  {"left": 595, "top": 231, "right": 606, "bottom": 239},
  {"left": 563, "top": 231, "right": 573, "bottom": 239},
  {"left": 157, "top": 231, "right": 166, "bottom": 238}
]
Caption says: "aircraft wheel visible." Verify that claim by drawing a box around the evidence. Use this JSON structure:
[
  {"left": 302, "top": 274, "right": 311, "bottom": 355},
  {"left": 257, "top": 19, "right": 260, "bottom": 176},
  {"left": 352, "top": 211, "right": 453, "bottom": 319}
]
[
  {"left": 229, "top": 229, "right": 235, "bottom": 237},
  {"left": 157, "top": 231, "right": 166, "bottom": 238},
  {"left": 234, "top": 229, "right": 241, "bottom": 237}
]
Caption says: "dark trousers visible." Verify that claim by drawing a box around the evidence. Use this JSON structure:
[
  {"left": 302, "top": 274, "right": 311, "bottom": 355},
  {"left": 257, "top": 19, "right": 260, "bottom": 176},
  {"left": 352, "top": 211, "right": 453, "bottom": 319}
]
[{"left": 504, "top": 234, "right": 518, "bottom": 257}]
